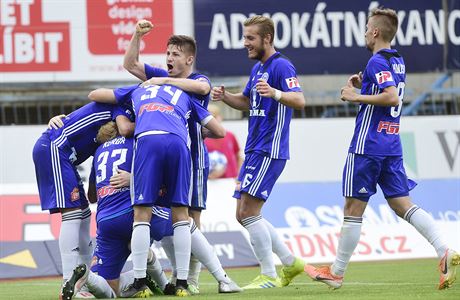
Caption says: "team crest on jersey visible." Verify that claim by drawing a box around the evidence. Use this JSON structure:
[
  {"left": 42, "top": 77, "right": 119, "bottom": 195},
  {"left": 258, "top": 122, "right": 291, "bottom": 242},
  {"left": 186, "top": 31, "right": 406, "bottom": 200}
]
[
  {"left": 71, "top": 187, "right": 80, "bottom": 201},
  {"left": 285, "top": 77, "right": 300, "bottom": 89},
  {"left": 375, "top": 71, "right": 394, "bottom": 84},
  {"left": 261, "top": 72, "right": 269, "bottom": 81}
]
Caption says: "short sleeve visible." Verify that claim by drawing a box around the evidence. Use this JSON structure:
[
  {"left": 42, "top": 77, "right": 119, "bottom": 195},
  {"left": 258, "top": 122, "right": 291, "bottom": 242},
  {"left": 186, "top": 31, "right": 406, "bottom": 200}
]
[
  {"left": 367, "top": 56, "right": 396, "bottom": 90},
  {"left": 190, "top": 96, "right": 211, "bottom": 123},
  {"left": 114, "top": 85, "right": 138, "bottom": 105},
  {"left": 112, "top": 104, "right": 135, "bottom": 122},
  {"left": 276, "top": 60, "right": 302, "bottom": 93},
  {"left": 145, "top": 64, "right": 168, "bottom": 79}
]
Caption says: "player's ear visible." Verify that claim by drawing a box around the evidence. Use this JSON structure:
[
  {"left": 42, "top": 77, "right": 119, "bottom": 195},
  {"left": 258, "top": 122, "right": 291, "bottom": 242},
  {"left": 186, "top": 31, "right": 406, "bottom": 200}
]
[{"left": 187, "top": 55, "right": 194, "bottom": 66}]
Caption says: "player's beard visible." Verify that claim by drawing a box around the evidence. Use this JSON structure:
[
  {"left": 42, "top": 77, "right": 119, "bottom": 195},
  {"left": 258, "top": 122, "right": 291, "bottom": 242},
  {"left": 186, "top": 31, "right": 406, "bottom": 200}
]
[{"left": 248, "top": 41, "right": 265, "bottom": 61}]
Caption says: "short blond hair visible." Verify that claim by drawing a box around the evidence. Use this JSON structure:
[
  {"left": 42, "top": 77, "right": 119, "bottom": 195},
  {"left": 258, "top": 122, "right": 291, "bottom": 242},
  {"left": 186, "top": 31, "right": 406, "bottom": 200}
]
[
  {"left": 369, "top": 7, "right": 399, "bottom": 42},
  {"left": 96, "top": 121, "right": 118, "bottom": 144},
  {"left": 244, "top": 15, "right": 274, "bottom": 44}
]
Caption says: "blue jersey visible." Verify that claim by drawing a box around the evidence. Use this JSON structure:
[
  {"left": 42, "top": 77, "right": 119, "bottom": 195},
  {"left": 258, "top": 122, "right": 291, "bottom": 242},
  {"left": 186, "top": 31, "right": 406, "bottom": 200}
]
[
  {"left": 242, "top": 52, "right": 302, "bottom": 159},
  {"left": 114, "top": 84, "right": 211, "bottom": 146},
  {"left": 90, "top": 136, "right": 134, "bottom": 223},
  {"left": 145, "top": 64, "right": 210, "bottom": 169},
  {"left": 348, "top": 49, "right": 405, "bottom": 156},
  {"left": 47, "top": 102, "right": 133, "bottom": 165}
]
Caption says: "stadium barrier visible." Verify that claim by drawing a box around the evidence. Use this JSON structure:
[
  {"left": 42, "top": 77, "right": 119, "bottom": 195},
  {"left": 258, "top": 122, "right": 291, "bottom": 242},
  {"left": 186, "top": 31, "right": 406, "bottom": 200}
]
[{"left": 0, "top": 116, "right": 459, "bottom": 278}]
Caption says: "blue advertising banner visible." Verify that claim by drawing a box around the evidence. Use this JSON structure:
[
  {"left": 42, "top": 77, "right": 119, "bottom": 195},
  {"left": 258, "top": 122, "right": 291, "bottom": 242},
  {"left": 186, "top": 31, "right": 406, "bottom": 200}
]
[
  {"left": 447, "top": 0, "right": 460, "bottom": 69},
  {"left": 193, "top": 0, "right": 460, "bottom": 75},
  {"left": 264, "top": 179, "right": 460, "bottom": 228}
]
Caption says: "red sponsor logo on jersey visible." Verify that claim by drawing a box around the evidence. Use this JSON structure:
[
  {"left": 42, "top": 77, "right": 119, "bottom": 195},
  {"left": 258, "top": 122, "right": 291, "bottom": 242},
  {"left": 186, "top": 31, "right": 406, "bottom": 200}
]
[
  {"left": 377, "top": 121, "right": 400, "bottom": 134},
  {"left": 71, "top": 187, "right": 80, "bottom": 201},
  {"left": 97, "top": 185, "right": 129, "bottom": 199},
  {"left": 139, "top": 103, "right": 174, "bottom": 116},
  {"left": 375, "top": 71, "right": 394, "bottom": 84},
  {"left": 285, "top": 77, "right": 300, "bottom": 89}
]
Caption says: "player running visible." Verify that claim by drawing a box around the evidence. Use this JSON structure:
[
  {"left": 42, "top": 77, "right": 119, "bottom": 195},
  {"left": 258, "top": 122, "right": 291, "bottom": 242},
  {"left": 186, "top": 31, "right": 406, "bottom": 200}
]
[{"left": 304, "top": 7, "right": 460, "bottom": 290}]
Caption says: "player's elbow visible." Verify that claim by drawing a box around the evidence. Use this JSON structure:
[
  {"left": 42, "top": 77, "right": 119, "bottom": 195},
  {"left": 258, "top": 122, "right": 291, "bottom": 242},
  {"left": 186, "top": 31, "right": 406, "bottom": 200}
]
[
  {"left": 215, "top": 127, "right": 226, "bottom": 139},
  {"left": 116, "top": 119, "right": 135, "bottom": 137},
  {"left": 386, "top": 93, "right": 399, "bottom": 107},
  {"left": 293, "top": 94, "right": 306, "bottom": 110},
  {"left": 123, "top": 60, "right": 136, "bottom": 73}
]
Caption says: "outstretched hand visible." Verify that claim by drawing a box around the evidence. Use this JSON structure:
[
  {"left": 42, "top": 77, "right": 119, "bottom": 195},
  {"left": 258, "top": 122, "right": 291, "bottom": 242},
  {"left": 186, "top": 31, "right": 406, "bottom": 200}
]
[{"left": 211, "top": 86, "right": 225, "bottom": 102}]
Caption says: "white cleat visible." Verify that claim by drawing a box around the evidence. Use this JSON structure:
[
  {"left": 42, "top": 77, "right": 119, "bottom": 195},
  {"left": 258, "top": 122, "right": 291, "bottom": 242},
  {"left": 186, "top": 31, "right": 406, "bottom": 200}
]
[{"left": 218, "top": 280, "right": 243, "bottom": 293}]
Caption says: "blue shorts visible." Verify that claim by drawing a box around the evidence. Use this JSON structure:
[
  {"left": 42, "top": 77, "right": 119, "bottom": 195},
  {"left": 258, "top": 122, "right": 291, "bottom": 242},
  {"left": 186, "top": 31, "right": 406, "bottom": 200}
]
[
  {"left": 190, "top": 167, "right": 209, "bottom": 210},
  {"left": 342, "top": 153, "right": 417, "bottom": 201},
  {"left": 132, "top": 133, "right": 191, "bottom": 207},
  {"left": 93, "top": 207, "right": 172, "bottom": 280},
  {"left": 32, "top": 133, "right": 88, "bottom": 213},
  {"left": 233, "top": 152, "right": 286, "bottom": 201}
]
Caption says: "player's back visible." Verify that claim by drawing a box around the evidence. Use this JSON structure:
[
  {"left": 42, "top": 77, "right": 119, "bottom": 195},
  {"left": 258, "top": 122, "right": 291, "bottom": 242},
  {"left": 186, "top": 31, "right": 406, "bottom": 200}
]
[
  {"left": 47, "top": 102, "right": 115, "bottom": 165},
  {"left": 115, "top": 84, "right": 210, "bottom": 146},
  {"left": 91, "top": 135, "right": 134, "bottom": 223},
  {"left": 349, "top": 49, "right": 406, "bottom": 156}
]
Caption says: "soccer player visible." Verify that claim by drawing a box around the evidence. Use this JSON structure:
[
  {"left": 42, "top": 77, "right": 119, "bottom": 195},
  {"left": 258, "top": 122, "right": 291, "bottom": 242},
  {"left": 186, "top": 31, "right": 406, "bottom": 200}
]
[
  {"left": 88, "top": 80, "right": 226, "bottom": 296},
  {"left": 124, "top": 20, "right": 212, "bottom": 293},
  {"left": 32, "top": 102, "right": 133, "bottom": 298},
  {"left": 304, "top": 7, "right": 460, "bottom": 290},
  {"left": 61, "top": 122, "right": 241, "bottom": 299},
  {"left": 210, "top": 15, "right": 306, "bottom": 289}
]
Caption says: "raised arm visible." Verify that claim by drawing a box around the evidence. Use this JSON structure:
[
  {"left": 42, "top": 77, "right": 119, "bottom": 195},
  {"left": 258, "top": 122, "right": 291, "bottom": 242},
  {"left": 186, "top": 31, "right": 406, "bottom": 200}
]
[
  {"left": 123, "top": 19, "right": 153, "bottom": 81},
  {"left": 88, "top": 88, "right": 117, "bottom": 104},
  {"left": 211, "top": 86, "right": 250, "bottom": 111}
]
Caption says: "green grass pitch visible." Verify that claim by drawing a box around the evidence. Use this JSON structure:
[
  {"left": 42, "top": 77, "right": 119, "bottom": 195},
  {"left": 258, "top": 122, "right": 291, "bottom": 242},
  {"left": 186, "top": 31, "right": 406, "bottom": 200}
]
[{"left": 1, "top": 259, "right": 459, "bottom": 299}]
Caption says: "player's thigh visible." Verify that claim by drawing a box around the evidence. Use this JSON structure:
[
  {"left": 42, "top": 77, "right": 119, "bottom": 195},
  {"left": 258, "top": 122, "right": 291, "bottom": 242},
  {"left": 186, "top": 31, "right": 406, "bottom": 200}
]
[
  {"left": 33, "top": 136, "right": 85, "bottom": 211},
  {"left": 94, "top": 214, "right": 132, "bottom": 280},
  {"left": 162, "top": 136, "right": 191, "bottom": 208},
  {"left": 132, "top": 136, "right": 165, "bottom": 206},
  {"left": 342, "top": 153, "right": 382, "bottom": 202},
  {"left": 150, "top": 207, "right": 173, "bottom": 241},
  {"left": 237, "top": 152, "right": 286, "bottom": 201},
  {"left": 378, "top": 156, "right": 417, "bottom": 199}
]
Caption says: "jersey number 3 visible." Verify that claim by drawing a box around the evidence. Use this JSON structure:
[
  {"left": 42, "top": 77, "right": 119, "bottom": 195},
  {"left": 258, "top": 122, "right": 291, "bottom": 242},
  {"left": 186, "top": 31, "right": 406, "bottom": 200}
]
[
  {"left": 96, "top": 149, "right": 128, "bottom": 184},
  {"left": 390, "top": 82, "right": 405, "bottom": 118}
]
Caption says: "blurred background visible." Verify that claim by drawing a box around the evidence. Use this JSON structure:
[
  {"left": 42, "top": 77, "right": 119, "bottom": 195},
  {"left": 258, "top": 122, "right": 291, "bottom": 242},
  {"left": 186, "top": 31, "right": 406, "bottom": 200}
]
[{"left": 0, "top": 0, "right": 459, "bottom": 279}]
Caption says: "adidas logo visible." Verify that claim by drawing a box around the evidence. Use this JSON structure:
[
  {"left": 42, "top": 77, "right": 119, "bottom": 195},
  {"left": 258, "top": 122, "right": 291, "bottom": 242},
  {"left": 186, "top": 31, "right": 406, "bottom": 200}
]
[
  {"left": 358, "top": 187, "right": 368, "bottom": 194},
  {"left": 138, "top": 194, "right": 144, "bottom": 200},
  {"left": 98, "top": 258, "right": 103, "bottom": 265},
  {"left": 261, "top": 190, "right": 268, "bottom": 197}
]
